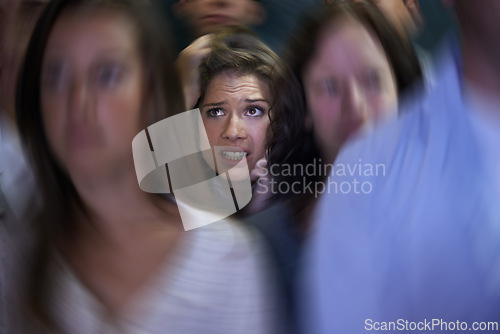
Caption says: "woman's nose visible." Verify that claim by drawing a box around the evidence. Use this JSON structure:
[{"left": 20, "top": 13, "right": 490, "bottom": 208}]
[
  {"left": 68, "top": 77, "right": 91, "bottom": 120},
  {"left": 221, "top": 114, "right": 247, "bottom": 141},
  {"left": 343, "top": 80, "right": 367, "bottom": 119}
]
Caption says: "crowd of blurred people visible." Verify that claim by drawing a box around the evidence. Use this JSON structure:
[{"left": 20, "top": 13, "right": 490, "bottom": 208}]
[{"left": 1, "top": 0, "right": 499, "bottom": 333}]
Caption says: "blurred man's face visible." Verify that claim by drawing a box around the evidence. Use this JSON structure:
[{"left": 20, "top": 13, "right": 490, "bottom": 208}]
[
  {"left": 176, "top": 0, "right": 264, "bottom": 36},
  {"left": 325, "top": 0, "right": 421, "bottom": 40}
]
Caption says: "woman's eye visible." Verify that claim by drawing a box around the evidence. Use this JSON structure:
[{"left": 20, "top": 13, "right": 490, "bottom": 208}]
[
  {"left": 324, "top": 78, "right": 341, "bottom": 96},
  {"left": 365, "top": 70, "right": 382, "bottom": 92},
  {"left": 97, "top": 63, "right": 123, "bottom": 87},
  {"left": 245, "top": 106, "right": 264, "bottom": 117},
  {"left": 43, "top": 61, "right": 68, "bottom": 91},
  {"left": 207, "top": 108, "right": 224, "bottom": 117}
]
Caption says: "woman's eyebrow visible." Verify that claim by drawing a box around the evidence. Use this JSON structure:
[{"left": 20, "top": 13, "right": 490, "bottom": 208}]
[
  {"left": 245, "top": 99, "right": 269, "bottom": 104},
  {"left": 201, "top": 101, "right": 225, "bottom": 108}
]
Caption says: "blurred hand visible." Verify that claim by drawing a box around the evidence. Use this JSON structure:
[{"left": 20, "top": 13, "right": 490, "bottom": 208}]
[{"left": 176, "top": 34, "right": 212, "bottom": 110}]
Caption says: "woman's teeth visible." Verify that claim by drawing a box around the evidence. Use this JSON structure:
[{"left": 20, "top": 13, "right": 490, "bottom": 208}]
[{"left": 222, "top": 151, "right": 248, "bottom": 160}]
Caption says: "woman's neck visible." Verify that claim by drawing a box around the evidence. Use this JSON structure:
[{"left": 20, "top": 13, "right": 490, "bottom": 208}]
[{"left": 70, "top": 167, "right": 181, "bottom": 243}]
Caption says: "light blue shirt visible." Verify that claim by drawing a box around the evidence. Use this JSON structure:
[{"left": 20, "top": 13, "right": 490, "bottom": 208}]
[{"left": 302, "top": 41, "right": 500, "bottom": 333}]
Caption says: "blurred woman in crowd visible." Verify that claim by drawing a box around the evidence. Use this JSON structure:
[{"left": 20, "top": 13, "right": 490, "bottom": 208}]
[
  {"left": 15, "top": 0, "right": 279, "bottom": 332},
  {"left": 268, "top": 0, "right": 422, "bottom": 228}
]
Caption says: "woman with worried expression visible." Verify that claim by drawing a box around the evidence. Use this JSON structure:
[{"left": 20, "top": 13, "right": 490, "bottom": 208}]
[{"left": 197, "top": 28, "right": 286, "bottom": 212}]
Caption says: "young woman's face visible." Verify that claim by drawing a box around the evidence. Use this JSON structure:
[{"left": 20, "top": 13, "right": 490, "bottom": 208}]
[
  {"left": 41, "top": 9, "right": 146, "bottom": 177},
  {"left": 303, "top": 19, "right": 398, "bottom": 162},
  {"left": 200, "top": 72, "right": 271, "bottom": 177}
]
